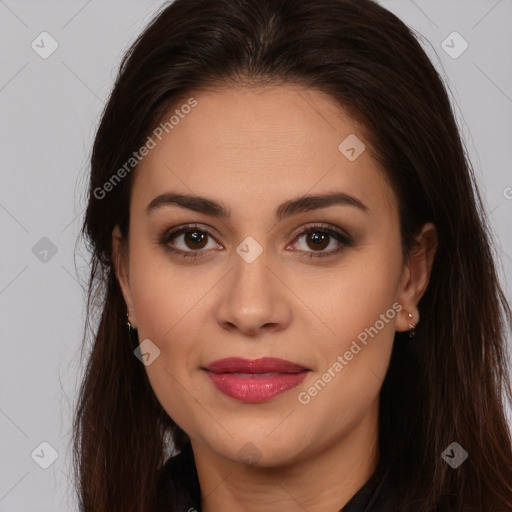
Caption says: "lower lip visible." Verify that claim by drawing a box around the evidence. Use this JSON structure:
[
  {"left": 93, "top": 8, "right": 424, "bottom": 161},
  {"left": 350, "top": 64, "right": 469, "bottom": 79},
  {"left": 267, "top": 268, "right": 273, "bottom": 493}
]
[{"left": 204, "top": 370, "right": 309, "bottom": 402}]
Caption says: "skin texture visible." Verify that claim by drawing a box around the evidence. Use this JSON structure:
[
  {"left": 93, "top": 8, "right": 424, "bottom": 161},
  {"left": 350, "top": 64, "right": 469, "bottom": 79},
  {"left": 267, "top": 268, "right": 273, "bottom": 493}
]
[{"left": 112, "top": 85, "right": 437, "bottom": 512}]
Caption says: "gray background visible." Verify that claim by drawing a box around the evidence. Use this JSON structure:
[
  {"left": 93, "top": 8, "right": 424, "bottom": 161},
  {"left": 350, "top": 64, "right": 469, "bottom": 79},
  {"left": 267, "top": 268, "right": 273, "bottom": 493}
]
[{"left": 1, "top": 1, "right": 511, "bottom": 510}]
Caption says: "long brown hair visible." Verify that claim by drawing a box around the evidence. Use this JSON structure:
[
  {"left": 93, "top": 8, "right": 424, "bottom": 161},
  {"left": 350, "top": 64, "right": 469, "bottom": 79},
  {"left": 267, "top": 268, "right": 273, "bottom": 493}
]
[{"left": 73, "top": 0, "right": 512, "bottom": 510}]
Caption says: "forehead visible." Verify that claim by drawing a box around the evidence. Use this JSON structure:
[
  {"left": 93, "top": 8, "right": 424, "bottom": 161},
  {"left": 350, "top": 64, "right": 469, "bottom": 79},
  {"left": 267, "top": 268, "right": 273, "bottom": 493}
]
[{"left": 132, "top": 85, "right": 397, "bottom": 220}]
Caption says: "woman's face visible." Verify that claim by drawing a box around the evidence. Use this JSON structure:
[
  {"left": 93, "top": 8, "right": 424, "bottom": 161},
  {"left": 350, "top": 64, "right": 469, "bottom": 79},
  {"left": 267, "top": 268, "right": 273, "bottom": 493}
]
[{"left": 113, "top": 85, "right": 431, "bottom": 467}]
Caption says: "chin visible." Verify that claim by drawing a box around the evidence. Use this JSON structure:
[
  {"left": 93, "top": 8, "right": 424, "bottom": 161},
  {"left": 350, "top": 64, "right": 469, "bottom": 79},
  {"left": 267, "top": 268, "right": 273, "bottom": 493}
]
[{"left": 206, "top": 432, "right": 307, "bottom": 468}]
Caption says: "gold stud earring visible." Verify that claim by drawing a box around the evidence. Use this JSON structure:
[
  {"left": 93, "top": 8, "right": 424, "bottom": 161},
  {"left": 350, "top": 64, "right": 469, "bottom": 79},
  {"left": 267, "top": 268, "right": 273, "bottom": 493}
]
[{"left": 408, "top": 312, "right": 416, "bottom": 340}]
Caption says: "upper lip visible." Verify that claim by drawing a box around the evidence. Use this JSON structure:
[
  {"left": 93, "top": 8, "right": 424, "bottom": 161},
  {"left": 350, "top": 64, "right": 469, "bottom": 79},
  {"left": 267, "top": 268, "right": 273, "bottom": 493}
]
[{"left": 204, "top": 357, "right": 309, "bottom": 374}]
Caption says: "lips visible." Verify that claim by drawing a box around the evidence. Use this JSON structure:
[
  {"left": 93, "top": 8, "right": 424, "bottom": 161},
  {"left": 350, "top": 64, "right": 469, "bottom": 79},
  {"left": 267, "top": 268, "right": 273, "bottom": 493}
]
[
  {"left": 205, "top": 357, "right": 308, "bottom": 374},
  {"left": 203, "top": 357, "right": 310, "bottom": 402}
]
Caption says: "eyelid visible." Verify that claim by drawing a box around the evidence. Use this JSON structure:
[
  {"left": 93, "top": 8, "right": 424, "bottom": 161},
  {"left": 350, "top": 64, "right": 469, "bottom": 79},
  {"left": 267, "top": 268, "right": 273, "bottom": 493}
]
[{"left": 289, "top": 223, "right": 353, "bottom": 246}]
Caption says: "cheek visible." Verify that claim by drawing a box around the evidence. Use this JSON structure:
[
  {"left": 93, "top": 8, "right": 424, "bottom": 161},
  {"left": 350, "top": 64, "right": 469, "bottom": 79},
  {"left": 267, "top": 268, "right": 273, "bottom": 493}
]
[
  {"left": 297, "top": 245, "right": 401, "bottom": 351},
  {"left": 127, "top": 241, "right": 211, "bottom": 389},
  {"left": 296, "top": 285, "right": 398, "bottom": 433},
  {"left": 128, "top": 238, "right": 192, "bottom": 337},
  {"left": 295, "top": 239, "right": 402, "bottom": 405},
  {"left": 128, "top": 249, "right": 208, "bottom": 433}
]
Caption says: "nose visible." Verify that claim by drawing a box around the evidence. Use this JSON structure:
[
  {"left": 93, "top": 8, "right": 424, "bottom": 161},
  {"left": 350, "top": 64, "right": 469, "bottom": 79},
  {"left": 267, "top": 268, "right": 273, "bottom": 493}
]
[{"left": 214, "top": 251, "right": 292, "bottom": 337}]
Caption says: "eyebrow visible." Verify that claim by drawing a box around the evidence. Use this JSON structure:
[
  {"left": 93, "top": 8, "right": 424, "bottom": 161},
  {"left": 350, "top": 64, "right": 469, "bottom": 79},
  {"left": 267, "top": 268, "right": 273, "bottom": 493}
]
[{"left": 145, "top": 191, "right": 369, "bottom": 220}]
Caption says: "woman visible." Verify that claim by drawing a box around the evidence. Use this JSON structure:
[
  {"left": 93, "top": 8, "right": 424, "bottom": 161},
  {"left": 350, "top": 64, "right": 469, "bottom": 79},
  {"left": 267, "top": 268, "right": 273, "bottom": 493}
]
[{"left": 72, "top": 0, "right": 512, "bottom": 510}]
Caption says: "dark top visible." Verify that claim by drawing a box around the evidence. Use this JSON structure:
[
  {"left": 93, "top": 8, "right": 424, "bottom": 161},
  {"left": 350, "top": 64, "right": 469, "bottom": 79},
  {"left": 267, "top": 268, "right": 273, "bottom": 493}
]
[
  {"left": 153, "top": 442, "right": 436, "bottom": 511},
  {"left": 340, "top": 462, "right": 396, "bottom": 511}
]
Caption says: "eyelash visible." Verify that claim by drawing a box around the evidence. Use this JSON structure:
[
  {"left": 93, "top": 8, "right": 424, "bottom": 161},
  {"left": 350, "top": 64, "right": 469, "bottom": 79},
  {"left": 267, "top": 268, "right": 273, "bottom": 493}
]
[{"left": 158, "top": 223, "right": 354, "bottom": 260}]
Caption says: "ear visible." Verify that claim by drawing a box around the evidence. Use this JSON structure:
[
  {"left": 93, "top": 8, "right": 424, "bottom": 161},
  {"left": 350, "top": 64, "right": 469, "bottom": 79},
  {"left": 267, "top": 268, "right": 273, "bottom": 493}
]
[
  {"left": 112, "top": 224, "right": 137, "bottom": 328},
  {"left": 395, "top": 222, "right": 438, "bottom": 332}
]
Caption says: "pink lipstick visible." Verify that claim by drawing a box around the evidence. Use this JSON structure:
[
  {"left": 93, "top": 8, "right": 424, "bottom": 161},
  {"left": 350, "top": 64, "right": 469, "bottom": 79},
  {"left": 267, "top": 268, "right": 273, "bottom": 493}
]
[{"left": 203, "top": 357, "right": 310, "bottom": 402}]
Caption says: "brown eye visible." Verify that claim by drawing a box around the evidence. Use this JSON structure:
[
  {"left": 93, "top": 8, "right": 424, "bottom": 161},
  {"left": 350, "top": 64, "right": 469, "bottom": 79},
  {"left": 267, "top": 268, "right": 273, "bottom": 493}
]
[
  {"left": 182, "top": 230, "right": 208, "bottom": 250},
  {"left": 290, "top": 225, "right": 354, "bottom": 259},
  {"left": 159, "top": 224, "right": 221, "bottom": 259},
  {"left": 304, "top": 231, "right": 330, "bottom": 251},
  {"left": 159, "top": 223, "right": 353, "bottom": 261}
]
